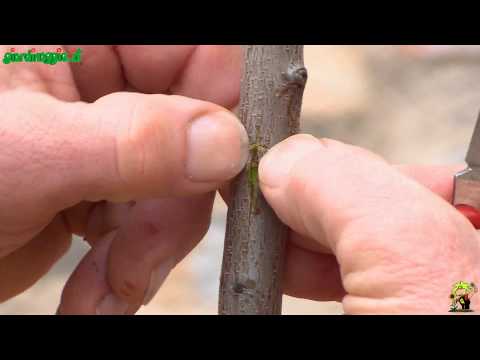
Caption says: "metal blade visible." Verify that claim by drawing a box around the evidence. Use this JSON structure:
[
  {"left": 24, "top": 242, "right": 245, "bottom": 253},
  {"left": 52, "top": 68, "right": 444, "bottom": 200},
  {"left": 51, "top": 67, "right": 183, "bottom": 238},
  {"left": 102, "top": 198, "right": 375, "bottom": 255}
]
[
  {"left": 454, "top": 111, "right": 480, "bottom": 208},
  {"left": 453, "top": 168, "right": 480, "bottom": 207},
  {"left": 466, "top": 112, "right": 480, "bottom": 167}
]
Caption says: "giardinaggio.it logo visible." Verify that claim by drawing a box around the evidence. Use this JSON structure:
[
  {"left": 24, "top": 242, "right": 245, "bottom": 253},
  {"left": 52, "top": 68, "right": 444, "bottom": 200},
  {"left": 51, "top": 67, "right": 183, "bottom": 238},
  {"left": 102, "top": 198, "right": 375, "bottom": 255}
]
[{"left": 2, "top": 47, "right": 82, "bottom": 66}]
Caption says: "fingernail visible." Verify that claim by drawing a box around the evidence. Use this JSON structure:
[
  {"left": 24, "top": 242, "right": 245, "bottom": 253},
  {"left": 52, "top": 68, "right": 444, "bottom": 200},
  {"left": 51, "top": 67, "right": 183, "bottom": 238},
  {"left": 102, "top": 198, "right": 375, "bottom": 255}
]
[
  {"left": 186, "top": 112, "right": 248, "bottom": 182},
  {"left": 96, "top": 293, "right": 129, "bottom": 315},
  {"left": 143, "top": 259, "right": 175, "bottom": 306},
  {"left": 259, "top": 134, "right": 320, "bottom": 188}
]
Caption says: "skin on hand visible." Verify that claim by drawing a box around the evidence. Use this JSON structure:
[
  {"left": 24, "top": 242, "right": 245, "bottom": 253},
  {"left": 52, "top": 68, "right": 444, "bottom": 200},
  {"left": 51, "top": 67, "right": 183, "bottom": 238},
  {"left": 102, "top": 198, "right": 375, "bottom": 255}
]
[
  {"left": 2, "top": 45, "right": 478, "bottom": 315},
  {"left": 0, "top": 45, "right": 248, "bottom": 314},
  {"left": 258, "top": 135, "right": 480, "bottom": 314}
]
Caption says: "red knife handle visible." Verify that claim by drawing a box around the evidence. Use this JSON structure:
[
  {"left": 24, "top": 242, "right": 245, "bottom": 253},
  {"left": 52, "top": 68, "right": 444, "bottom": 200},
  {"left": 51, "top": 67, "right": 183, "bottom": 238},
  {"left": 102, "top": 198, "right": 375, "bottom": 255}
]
[{"left": 455, "top": 204, "right": 480, "bottom": 229}]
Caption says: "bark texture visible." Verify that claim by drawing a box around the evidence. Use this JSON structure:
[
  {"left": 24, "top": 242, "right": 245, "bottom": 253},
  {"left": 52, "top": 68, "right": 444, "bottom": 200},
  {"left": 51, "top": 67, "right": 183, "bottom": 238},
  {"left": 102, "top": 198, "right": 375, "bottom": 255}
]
[{"left": 219, "top": 45, "right": 307, "bottom": 315}]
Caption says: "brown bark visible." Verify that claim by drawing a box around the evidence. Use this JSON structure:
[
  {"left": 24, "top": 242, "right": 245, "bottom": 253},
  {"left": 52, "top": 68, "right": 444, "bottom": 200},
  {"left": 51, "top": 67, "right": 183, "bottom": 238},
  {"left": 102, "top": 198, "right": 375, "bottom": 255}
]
[{"left": 219, "top": 45, "right": 307, "bottom": 315}]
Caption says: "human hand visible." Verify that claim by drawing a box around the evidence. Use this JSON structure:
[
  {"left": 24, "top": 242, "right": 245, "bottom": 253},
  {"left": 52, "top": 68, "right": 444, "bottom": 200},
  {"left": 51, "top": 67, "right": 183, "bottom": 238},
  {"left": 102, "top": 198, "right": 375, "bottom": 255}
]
[
  {"left": 0, "top": 45, "right": 248, "bottom": 314},
  {"left": 257, "top": 134, "right": 479, "bottom": 314}
]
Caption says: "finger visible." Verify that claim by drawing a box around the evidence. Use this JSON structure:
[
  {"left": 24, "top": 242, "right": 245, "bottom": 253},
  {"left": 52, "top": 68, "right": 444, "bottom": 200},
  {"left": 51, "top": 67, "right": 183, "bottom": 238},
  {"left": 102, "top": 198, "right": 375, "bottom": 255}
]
[
  {"left": 1, "top": 90, "right": 248, "bottom": 232},
  {"left": 61, "top": 202, "right": 96, "bottom": 238},
  {"left": 65, "top": 45, "right": 193, "bottom": 101},
  {"left": 257, "top": 165, "right": 463, "bottom": 302},
  {"left": 219, "top": 164, "right": 464, "bottom": 219},
  {"left": 58, "top": 230, "right": 137, "bottom": 315},
  {"left": 64, "top": 46, "right": 125, "bottom": 102},
  {"left": 111, "top": 45, "right": 242, "bottom": 109},
  {"left": 0, "top": 214, "right": 71, "bottom": 303},
  {"left": 258, "top": 135, "right": 480, "bottom": 313},
  {"left": 284, "top": 241, "right": 345, "bottom": 302},
  {"left": 258, "top": 135, "right": 466, "bottom": 251},
  {"left": 104, "top": 193, "right": 215, "bottom": 308},
  {"left": 61, "top": 198, "right": 136, "bottom": 246},
  {"left": 395, "top": 164, "right": 465, "bottom": 202},
  {"left": 83, "top": 201, "right": 134, "bottom": 247},
  {"left": 113, "top": 46, "right": 195, "bottom": 94},
  {"left": 164, "top": 45, "right": 241, "bottom": 108},
  {"left": 282, "top": 164, "right": 465, "bottom": 255},
  {"left": 66, "top": 46, "right": 242, "bottom": 109}
]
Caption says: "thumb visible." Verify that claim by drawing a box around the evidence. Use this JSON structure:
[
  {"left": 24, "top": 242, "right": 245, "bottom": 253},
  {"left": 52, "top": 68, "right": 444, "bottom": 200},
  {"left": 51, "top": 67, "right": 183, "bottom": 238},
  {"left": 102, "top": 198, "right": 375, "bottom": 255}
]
[
  {"left": 258, "top": 135, "right": 480, "bottom": 314},
  {"left": 1, "top": 90, "right": 248, "bottom": 223}
]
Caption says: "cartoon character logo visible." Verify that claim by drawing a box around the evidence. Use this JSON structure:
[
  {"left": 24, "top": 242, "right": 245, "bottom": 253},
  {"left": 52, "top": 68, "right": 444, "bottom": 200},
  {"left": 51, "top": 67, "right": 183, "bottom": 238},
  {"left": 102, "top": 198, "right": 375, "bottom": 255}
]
[{"left": 449, "top": 281, "right": 478, "bottom": 312}]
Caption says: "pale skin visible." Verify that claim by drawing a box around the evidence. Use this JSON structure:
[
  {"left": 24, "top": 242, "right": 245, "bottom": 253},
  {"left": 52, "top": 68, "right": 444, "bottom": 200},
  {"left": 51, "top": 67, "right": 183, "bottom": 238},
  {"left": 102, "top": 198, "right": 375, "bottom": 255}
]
[{"left": 0, "top": 45, "right": 478, "bottom": 314}]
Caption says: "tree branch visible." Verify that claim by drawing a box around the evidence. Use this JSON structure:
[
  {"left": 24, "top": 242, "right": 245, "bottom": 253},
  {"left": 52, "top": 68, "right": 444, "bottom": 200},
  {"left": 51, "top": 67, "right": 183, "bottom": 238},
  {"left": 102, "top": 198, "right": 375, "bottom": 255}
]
[{"left": 219, "top": 45, "right": 307, "bottom": 315}]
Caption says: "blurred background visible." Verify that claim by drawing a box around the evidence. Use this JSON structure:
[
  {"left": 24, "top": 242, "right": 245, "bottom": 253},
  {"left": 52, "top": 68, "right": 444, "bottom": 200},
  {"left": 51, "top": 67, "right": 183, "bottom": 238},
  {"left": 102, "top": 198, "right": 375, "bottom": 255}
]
[{"left": 2, "top": 45, "right": 480, "bottom": 314}]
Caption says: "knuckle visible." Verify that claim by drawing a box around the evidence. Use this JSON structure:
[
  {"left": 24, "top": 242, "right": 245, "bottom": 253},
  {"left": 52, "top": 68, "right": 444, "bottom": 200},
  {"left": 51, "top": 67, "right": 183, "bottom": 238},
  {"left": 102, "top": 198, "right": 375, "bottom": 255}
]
[
  {"left": 116, "top": 103, "right": 147, "bottom": 181},
  {"left": 115, "top": 99, "right": 171, "bottom": 191},
  {"left": 116, "top": 278, "right": 141, "bottom": 300}
]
